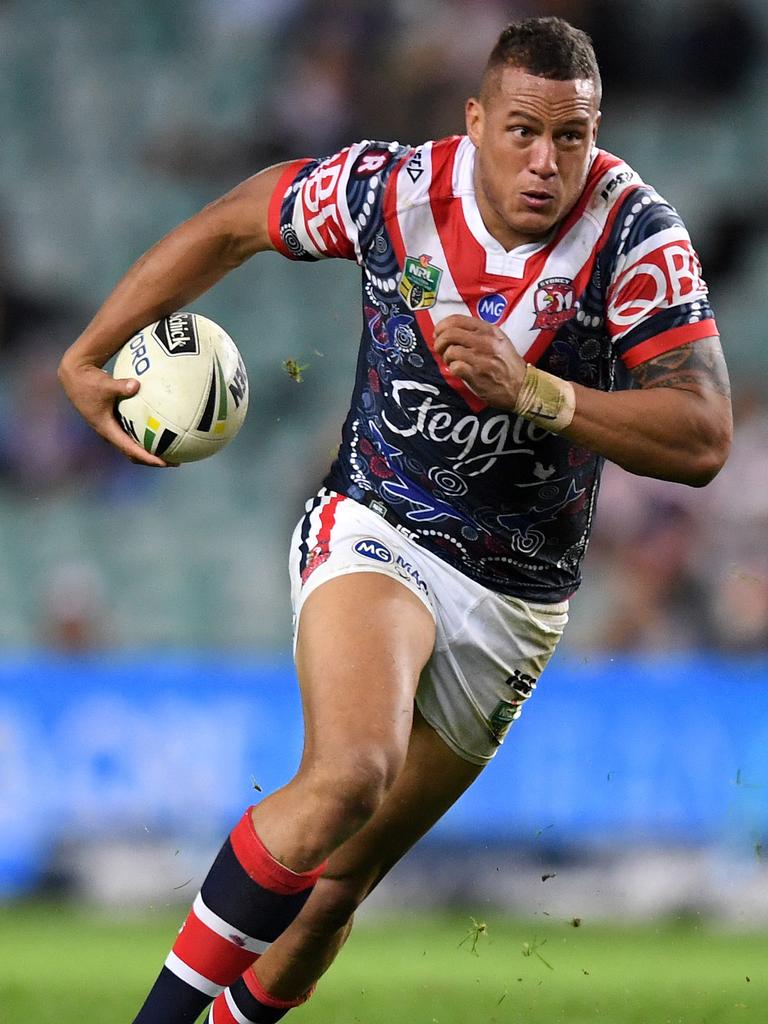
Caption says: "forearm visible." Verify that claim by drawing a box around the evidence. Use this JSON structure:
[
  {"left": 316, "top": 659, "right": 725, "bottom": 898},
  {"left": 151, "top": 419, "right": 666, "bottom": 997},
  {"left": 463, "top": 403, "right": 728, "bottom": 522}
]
[
  {"left": 560, "top": 381, "right": 732, "bottom": 486},
  {"left": 63, "top": 212, "right": 246, "bottom": 369},
  {"left": 60, "top": 166, "right": 282, "bottom": 370}
]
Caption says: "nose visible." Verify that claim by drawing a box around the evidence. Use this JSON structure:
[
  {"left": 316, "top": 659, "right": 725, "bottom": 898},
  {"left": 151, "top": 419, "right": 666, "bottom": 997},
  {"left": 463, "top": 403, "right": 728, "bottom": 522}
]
[{"left": 528, "top": 135, "right": 557, "bottom": 179}]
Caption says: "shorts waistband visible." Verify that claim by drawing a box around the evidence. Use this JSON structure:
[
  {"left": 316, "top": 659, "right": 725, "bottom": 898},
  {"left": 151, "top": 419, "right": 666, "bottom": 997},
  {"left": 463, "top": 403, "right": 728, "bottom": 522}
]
[{"left": 358, "top": 490, "right": 421, "bottom": 543}]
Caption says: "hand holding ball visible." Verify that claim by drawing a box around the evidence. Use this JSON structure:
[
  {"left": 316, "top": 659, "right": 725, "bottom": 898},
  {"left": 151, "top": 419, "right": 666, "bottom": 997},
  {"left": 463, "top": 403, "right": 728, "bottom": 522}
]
[{"left": 113, "top": 313, "right": 249, "bottom": 463}]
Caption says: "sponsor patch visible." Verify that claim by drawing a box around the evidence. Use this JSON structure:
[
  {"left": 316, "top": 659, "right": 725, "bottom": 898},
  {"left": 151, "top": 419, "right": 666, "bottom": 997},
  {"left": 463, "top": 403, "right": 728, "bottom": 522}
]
[
  {"left": 504, "top": 669, "right": 537, "bottom": 700},
  {"left": 532, "top": 277, "right": 577, "bottom": 330},
  {"left": 152, "top": 312, "right": 200, "bottom": 356},
  {"left": 399, "top": 254, "right": 443, "bottom": 311},
  {"left": 353, "top": 538, "right": 393, "bottom": 563},
  {"left": 607, "top": 240, "right": 706, "bottom": 335},
  {"left": 352, "top": 149, "right": 392, "bottom": 178},
  {"left": 489, "top": 700, "right": 520, "bottom": 742},
  {"left": 405, "top": 148, "right": 425, "bottom": 183},
  {"left": 394, "top": 554, "right": 429, "bottom": 595},
  {"left": 600, "top": 169, "right": 635, "bottom": 202},
  {"left": 477, "top": 293, "right": 508, "bottom": 324}
]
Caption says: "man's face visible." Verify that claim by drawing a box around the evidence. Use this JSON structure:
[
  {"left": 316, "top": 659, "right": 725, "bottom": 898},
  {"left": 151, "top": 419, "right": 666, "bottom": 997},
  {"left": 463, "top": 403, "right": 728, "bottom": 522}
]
[{"left": 466, "top": 66, "right": 600, "bottom": 250}]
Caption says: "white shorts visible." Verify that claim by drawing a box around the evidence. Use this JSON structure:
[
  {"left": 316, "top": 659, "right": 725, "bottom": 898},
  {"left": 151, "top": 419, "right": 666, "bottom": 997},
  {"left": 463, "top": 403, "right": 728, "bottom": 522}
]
[{"left": 288, "top": 490, "right": 569, "bottom": 766}]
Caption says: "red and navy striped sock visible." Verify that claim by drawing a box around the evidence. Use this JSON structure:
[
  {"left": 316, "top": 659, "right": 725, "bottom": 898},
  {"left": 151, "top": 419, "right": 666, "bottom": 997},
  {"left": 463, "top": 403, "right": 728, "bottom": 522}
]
[
  {"left": 132, "top": 808, "right": 326, "bottom": 1024},
  {"left": 207, "top": 968, "right": 314, "bottom": 1024}
]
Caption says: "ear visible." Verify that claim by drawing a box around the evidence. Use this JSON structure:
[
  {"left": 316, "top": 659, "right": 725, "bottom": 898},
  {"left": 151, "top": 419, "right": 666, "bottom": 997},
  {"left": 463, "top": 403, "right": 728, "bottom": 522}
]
[
  {"left": 465, "top": 97, "right": 484, "bottom": 147},
  {"left": 592, "top": 111, "right": 601, "bottom": 146}
]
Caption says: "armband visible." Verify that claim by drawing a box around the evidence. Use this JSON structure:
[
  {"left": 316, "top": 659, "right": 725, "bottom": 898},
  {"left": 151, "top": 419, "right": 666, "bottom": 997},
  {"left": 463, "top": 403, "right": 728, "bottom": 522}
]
[{"left": 514, "top": 364, "right": 576, "bottom": 432}]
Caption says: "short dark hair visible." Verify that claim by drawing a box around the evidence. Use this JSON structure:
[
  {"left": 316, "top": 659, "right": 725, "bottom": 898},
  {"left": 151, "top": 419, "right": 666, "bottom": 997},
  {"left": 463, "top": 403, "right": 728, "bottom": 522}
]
[{"left": 481, "top": 17, "right": 601, "bottom": 105}]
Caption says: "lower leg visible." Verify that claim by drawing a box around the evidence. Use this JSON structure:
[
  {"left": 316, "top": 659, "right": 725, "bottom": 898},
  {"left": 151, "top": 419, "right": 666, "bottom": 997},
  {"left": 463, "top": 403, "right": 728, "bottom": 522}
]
[
  {"left": 132, "top": 576, "right": 434, "bottom": 1024},
  {"left": 209, "top": 710, "right": 483, "bottom": 1021}
]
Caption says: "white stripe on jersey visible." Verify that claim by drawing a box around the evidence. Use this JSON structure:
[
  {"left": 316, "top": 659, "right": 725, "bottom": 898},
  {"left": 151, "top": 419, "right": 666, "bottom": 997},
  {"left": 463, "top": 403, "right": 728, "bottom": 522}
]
[
  {"left": 395, "top": 141, "right": 477, "bottom": 327},
  {"left": 192, "top": 894, "right": 271, "bottom": 956},
  {"left": 164, "top": 951, "right": 225, "bottom": 998},
  {"left": 392, "top": 138, "right": 643, "bottom": 359},
  {"left": 611, "top": 224, "right": 695, "bottom": 282},
  {"left": 333, "top": 145, "right": 363, "bottom": 263},
  {"left": 454, "top": 137, "right": 546, "bottom": 279},
  {"left": 492, "top": 161, "right": 643, "bottom": 352},
  {"left": 292, "top": 146, "right": 361, "bottom": 261}
]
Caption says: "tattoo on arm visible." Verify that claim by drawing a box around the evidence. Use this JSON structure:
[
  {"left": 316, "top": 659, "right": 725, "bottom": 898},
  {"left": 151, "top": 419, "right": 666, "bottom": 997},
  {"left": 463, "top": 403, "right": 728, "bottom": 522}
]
[{"left": 630, "top": 338, "right": 731, "bottom": 398}]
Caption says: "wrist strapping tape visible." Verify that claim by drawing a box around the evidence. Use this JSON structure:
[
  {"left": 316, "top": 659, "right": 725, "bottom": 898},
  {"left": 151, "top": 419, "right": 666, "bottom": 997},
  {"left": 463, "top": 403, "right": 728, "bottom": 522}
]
[{"left": 514, "top": 364, "right": 576, "bottom": 432}]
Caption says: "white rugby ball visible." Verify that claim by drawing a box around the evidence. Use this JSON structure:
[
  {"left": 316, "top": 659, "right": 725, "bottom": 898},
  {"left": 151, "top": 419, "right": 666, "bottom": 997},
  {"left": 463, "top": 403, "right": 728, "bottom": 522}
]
[{"left": 113, "top": 312, "right": 249, "bottom": 463}]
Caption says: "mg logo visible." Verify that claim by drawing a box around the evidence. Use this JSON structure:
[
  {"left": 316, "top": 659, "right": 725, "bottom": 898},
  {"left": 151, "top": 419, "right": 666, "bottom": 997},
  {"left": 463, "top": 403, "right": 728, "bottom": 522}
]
[
  {"left": 477, "top": 293, "right": 508, "bottom": 324},
  {"left": 353, "top": 538, "right": 393, "bottom": 563}
]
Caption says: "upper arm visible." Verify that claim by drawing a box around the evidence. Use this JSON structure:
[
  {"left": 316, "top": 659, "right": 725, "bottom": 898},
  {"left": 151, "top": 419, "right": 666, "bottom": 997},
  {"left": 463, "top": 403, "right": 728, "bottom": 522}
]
[
  {"left": 201, "top": 162, "right": 300, "bottom": 263},
  {"left": 630, "top": 336, "right": 733, "bottom": 468},
  {"left": 629, "top": 335, "right": 731, "bottom": 398}
]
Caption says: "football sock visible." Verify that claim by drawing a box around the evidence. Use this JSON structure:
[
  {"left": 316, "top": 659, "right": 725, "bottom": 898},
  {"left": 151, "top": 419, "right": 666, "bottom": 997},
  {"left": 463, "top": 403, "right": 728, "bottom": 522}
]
[
  {"left": 207, "top": 968, "right": 314, "bottom": 1024},
  {"left": 132, "top": 808, "right": 326, "bottom": 1024}
]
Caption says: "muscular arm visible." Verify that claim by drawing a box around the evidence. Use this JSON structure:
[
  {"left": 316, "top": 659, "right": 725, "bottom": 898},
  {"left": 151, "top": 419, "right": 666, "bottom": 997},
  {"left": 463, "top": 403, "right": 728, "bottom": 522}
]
[
  {"left": 564, "top": 337, "right": 732, "bottom": 486},
  {"left": 433, "top": 317, "right": 733, "bottom": 487},
  {"left": 58, "top": 163, "right": 288, "bottom": 464}
]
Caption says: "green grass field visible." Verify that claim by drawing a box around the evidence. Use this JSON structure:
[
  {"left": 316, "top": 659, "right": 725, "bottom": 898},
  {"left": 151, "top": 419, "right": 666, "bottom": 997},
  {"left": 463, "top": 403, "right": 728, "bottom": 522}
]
[{"left": 1, "top": 902, "right": 766, "bottom": 1024}]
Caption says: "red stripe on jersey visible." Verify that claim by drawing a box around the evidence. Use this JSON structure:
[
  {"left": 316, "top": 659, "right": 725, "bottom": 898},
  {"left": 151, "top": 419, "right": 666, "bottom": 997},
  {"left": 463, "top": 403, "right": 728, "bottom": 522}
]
[
  {"left": 621, "top": 319, "right": 718, "bottom": 369},
  {"left": 523, "top": 182, "right": 643, "bottom": 366},
  {"left": 428, "top": 144, "right": 636, "bottom": 369},
  {"left": 172, "top": 912, "right": 257, "bottom": 987},
  {"left": 267, "top": 160, "right": 313, "bottom": 256},
  {"left": 230, "top": 809, "right": 327, "bottom": 894},
  {"left": 243, "top": 967, "right": 315, "bottom": 1009},
  {"left": 429, "top": 138, "right": 530, "bottom": 303},
  {"left": 383, "top": 148, "right": 486, "bottom": 413},
  {"left": 511, "top": 152, "right": 627, "bottom": 325}
]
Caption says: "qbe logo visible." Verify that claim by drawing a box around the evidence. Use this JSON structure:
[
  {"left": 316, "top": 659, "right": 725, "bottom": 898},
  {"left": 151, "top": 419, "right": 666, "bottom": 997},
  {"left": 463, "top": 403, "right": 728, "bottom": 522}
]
[
  {"left": 477, "top": 293, "right": 508, "bottom": 324},
  {"left": 353, "top": 538, "right": 393, "bottom": 563}
]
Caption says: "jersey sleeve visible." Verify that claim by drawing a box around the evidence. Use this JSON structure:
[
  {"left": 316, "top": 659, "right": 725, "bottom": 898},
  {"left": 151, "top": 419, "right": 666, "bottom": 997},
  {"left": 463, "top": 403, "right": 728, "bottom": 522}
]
[
  {"left": 603, "top": 189, "right": 719, "bottom": 369},
  {"left": 267, "top": 141, "right": 406, "bottom": 264}
]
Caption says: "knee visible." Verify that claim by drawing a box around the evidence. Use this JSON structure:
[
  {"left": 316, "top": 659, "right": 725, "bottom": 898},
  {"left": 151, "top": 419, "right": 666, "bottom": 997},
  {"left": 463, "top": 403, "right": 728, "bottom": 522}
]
[{"left": 304, "top": 749, "right": 402, "bottom": 833}]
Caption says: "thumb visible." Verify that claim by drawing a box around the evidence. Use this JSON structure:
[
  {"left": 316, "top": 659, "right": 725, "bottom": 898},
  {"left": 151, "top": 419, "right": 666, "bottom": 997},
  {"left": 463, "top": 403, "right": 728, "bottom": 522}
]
[{"left": 113, "top": 376, "right": 140, "bottom": 398}]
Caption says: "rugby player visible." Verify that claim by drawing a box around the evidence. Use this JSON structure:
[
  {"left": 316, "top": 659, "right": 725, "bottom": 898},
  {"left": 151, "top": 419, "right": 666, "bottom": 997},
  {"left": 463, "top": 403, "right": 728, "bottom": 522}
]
[{"left": 59, "top": 17, "right": 732, "bottom": 1024}]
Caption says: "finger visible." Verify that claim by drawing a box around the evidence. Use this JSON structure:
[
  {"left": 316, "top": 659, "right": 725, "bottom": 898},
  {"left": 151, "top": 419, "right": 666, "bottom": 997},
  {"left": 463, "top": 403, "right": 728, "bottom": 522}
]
[
  {"left": 433, "top": 328, "right": 480, "bottom": 355},
  {"left": 444, "top": 359, "right": 474, "bottom": 383},
  {"left": 103, "top": 417, "right": 176, "bottom": 468},
  {"left": 439, "top": 343, "right": 473, "bottom": 367},
  {"left": 434, "top": 314, "right": 483, "bottom": 336}
]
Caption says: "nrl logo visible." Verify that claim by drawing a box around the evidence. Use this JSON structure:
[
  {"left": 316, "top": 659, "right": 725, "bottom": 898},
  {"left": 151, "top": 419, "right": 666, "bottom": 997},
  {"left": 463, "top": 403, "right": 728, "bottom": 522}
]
[
  {"left": 398, "top": 254, "right": 443, "bottom": 311},
  {"left": 532, "top": 277, "right": 577, "bottom": 330}
]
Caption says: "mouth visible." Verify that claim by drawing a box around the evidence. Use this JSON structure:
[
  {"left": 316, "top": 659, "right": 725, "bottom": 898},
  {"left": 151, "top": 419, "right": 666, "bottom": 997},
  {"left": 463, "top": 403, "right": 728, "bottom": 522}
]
[{"left": 520, "top": 190, "right": 555, "bottom": 211}]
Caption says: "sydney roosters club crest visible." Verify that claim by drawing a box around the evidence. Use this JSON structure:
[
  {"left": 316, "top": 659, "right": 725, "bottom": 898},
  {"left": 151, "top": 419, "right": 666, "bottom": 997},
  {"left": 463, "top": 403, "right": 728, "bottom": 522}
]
[{"left": 532, "top": 277, "right": 577, "bottom": 330}]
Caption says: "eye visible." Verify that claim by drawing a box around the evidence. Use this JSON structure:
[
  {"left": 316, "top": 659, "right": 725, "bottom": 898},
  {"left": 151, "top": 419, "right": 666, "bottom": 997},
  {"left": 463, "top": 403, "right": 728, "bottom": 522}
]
[{"left": 507, "top": 125, "right": 532, "bottom": 138}]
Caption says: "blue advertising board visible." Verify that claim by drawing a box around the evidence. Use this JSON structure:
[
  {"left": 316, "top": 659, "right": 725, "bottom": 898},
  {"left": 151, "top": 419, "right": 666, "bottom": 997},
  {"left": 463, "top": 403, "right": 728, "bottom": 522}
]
[{"left": 0, "top": 653, "right": 766, "bottom": 895}]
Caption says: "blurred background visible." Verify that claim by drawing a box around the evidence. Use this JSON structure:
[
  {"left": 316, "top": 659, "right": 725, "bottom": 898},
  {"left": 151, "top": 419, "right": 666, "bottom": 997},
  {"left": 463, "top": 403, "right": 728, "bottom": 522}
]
[{"left": 1, "top": 0, "right": 767, "bottom": 996}]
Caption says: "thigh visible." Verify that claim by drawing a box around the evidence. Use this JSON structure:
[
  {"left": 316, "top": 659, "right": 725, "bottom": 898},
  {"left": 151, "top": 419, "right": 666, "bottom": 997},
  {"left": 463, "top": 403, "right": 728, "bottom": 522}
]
[
  {"left": 295, "top": 570, "right": 436, "bottom": 769},
  {"left": 288, "top": 491, "right": 438, "bottom": 767}
]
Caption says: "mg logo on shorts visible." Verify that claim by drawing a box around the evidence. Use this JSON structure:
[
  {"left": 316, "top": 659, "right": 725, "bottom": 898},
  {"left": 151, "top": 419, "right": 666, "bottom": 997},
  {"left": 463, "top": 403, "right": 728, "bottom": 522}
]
[{"left": 353, "top": 538, "right": 393, "bottom": 563}]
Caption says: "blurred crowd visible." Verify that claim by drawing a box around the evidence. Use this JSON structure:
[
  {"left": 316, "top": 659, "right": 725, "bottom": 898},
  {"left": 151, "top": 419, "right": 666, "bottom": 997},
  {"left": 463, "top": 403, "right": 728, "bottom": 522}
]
[{"left": 0, "top": 0, "right": 766, "bottom": 653}]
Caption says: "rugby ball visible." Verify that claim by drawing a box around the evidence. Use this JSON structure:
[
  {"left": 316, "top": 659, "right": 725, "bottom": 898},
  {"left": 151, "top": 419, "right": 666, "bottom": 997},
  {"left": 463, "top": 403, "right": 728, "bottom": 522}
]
[{"left": 113, "top": 312, "right": 249, "bottom": 463}]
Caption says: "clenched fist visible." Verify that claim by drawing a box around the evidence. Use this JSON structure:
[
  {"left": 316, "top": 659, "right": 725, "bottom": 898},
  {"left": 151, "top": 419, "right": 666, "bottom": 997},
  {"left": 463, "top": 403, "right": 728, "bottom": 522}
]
[{"left": 433, "top": 315, "right": 527, "bottom": 409}]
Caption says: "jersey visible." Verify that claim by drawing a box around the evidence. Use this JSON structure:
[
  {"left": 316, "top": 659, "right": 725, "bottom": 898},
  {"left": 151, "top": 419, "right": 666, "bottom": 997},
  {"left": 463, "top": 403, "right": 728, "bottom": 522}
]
[{"left": 267, "top": 136, "right": 718, "bottom": 602}]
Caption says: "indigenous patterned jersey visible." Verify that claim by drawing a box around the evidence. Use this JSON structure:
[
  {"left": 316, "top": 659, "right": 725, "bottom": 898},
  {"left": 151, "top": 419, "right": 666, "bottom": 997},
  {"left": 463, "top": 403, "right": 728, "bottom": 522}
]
[{"left": 268, "top": 137, "right": 718, "bottom": 602}]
